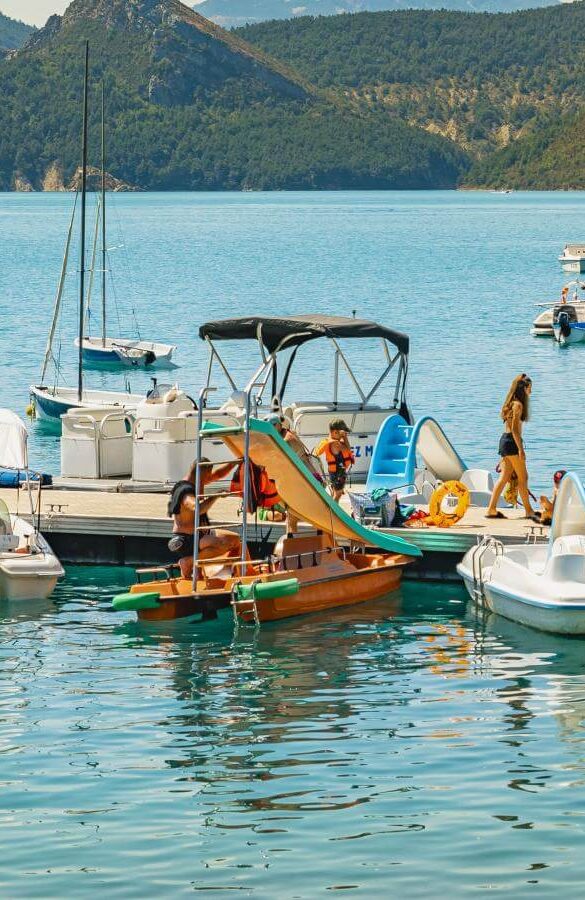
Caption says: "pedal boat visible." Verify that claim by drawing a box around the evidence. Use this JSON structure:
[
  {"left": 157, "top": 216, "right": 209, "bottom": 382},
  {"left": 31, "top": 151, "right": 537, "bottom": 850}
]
[
  {"left": 0, "top": 512, "right": 64, "bottom": 601},
  {"left": 0, "top": 410, "right": 64, "bottom": 601},
  {"left": 114, "top": 531, "right": 415, "bottom": 624},
  {"left": 113, "top": 415, "right": 421, "bottom": 624},
  {"left": 457, "top": 472, "right": 585, "bottom": 634}
]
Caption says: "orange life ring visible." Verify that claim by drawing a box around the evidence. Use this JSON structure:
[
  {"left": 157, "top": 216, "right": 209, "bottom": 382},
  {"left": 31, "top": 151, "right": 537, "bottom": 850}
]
[{"left": 427, "top": 480, "right": 470, "bottom": 528}]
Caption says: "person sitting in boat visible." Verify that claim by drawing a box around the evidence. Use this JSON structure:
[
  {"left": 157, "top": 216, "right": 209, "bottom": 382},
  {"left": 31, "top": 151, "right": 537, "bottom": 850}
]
[
  {"left": 539, "top": 469, "right": 567, "bottom": 526},
  {"left": 168, "top": 459, "right": 240, "bottom": 579},
  {"left": 315, "top": 419, "right": 355, "bottom": 502},
  {"left": 265, "top": 413, "right": 325, "bottom": 483},
  {"left": 486, "top": 374, "right": 537, "bottom": 520}
]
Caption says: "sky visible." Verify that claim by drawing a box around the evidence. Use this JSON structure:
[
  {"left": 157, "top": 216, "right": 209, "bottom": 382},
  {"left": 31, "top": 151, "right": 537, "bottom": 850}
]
[
  {"left": 1, "top": 1, "right": 68, "bottom": 26},
  {"left": 2, "top": 0, "right": 203, "bottom": 26}
]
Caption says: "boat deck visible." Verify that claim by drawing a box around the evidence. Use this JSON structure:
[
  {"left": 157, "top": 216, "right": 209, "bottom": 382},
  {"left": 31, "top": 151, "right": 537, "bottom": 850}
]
[{"left": 0, "top": 488, "right": 548, "bottom": 578}]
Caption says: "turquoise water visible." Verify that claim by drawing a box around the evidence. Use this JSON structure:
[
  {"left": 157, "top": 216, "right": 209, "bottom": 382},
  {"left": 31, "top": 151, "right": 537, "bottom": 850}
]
[
  {"left": 2, "top": 190, "right": 585, "bottom": 490},
  {"left": 2, "top": 568, "right": 585, "bottom": 896},
  {"left": 3, "top": 192, "right": 585, "bottom": 894}
]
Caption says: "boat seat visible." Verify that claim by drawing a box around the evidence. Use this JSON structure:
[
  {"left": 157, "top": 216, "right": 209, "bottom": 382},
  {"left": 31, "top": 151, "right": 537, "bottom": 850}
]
[
  {"left": 546, "top": 535, "right": 585, "bottom": 582},
  {"left": 550, "top": 534, "right": 585, "bottom": 556}
]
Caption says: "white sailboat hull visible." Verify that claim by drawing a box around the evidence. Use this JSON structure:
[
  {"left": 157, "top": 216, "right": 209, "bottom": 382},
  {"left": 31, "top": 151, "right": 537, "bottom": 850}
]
[
  {"left": 75, "top": 337, "right": 176, "bottom": 368},
  {"left": 31, "top": 385, "right": 144, "bottom": 422}
]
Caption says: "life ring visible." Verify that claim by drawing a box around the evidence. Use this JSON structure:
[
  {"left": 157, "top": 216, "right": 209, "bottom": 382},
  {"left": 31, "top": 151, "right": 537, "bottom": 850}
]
[{"left": 427, "top": 480, "right": 470, "bottom": 528}]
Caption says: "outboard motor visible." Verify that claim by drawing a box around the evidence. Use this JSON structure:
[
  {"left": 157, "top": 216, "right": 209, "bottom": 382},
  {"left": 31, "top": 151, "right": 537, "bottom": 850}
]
[{"left": 558, "top": 310, "right": 572, "bottom": 339}]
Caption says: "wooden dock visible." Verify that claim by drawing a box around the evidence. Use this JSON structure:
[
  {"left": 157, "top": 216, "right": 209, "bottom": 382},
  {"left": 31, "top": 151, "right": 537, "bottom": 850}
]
[{"left": 0, "top": 488, "right": 548, "bottom": 578}]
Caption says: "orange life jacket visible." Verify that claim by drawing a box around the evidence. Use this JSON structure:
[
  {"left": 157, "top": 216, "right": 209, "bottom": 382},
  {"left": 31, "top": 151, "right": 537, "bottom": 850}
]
[
  {"left": 230, "top": 461, "right": 281, "bottom": 512},
  {"left": 318, "top": 441, "right": 354, "bottom": 475}
]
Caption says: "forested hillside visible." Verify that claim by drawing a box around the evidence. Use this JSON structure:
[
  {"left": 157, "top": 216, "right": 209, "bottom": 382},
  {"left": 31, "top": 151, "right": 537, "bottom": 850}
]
[
  {"left": 239, "top": 4, "right": 585, "bottom": 158},
  {"left": 0, "top": 0, "right": 466, "bottom": 191},
  {"left": 0, "top": 12, "right": 33, "bottom": 52},
  {"left": 198, "top": 0, "right": 561, "bottom": 28}
]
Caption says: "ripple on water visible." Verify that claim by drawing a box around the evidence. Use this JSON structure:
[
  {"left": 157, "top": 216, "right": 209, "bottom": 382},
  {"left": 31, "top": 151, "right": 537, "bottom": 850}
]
[{"left": 0, "top": 574, "right": 584, "bottom": 896}]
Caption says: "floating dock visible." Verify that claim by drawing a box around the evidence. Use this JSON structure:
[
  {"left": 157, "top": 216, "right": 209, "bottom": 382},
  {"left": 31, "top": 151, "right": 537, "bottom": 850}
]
[{"left": 0, "top": 488, "right": 548, "bottom": 579}]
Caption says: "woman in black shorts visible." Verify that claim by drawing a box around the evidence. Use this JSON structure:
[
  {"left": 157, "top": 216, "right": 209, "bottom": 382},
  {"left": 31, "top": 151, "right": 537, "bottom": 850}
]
[{"left": 486, "top": 374, "right": 536, "bottom": 519}]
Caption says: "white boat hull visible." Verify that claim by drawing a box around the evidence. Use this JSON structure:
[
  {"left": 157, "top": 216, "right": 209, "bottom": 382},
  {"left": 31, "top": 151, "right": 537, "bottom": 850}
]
[
  {"left": 75, "top": 337, "right": 176, "bottom": 369},
  {"left": 553, "top": 324, "right": 585, "bottom": 345},
  {"left": 458, "top": 562, "right": 585, "bottom": 635},
  {"left": 31, "top": 385, "right": 144, "bottom": 423},
  {"left": 560, "top": 258, "right": 585, "bottom": 273},
  {"left": 0, "top": 517, "right": 64, "bottom": 602}
]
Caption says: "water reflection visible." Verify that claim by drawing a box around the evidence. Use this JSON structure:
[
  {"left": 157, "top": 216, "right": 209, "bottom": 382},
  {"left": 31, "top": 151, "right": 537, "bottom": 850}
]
[{"left": 1, "top": 573, "right": 585, "bottom": 894}]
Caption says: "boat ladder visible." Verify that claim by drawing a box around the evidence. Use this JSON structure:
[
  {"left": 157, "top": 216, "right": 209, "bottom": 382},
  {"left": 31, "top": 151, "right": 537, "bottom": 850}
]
[
  {"left": 230, "top": 578, "right": 261, "bottom": 629},
  {"left": 470, "top": 536, "right": 503, "bottom": 606}
]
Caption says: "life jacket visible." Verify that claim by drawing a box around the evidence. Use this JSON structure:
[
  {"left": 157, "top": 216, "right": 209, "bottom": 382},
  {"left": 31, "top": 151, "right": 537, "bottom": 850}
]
[
  {"left": 230, "top": 461, "right": 281, "bottom": 512},
  {"left": 320, "top": 442, "right": 354, "bottom": 475}
]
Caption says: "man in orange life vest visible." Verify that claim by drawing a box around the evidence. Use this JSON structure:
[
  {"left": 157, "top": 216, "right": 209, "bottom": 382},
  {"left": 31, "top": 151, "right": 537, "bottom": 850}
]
[
  {"left": 315, "top": 419, "right": 355, "bottom": 502},
  {"left": 168, "top": 459, "right": 240, "bottom": 579}
]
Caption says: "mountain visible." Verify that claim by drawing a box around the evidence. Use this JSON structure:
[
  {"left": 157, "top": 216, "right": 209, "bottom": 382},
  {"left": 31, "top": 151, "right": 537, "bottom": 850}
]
[
  {"left": 0, "top": 12, "right": 34, "bottom": 52},
  {"left": 0, "top": 0, "right": 467, "bottom": 191},
  {"left": 464, "top": 111, "right": 585, "bottom": 188},
  {"left": 239, "top": 3, "right": 585, "bottom": 162},
  {"left": 196, "top": 0, "right": 564, "bottom": 29}
]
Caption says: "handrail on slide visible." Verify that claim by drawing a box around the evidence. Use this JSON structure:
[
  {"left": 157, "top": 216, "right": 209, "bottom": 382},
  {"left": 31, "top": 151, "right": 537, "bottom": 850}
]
[
  {"left": 367, "top": 413, "right": 467, "bottom": 493},
  {"left": 206, "top": 417, "right": 421, "bottom": 558}
]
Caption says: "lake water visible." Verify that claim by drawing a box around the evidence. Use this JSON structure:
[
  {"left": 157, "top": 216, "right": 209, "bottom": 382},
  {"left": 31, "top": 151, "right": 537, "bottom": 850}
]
[
  {"left": 2, "top": 569, "right": 585, "bottom": 896},
  {"left": 1, "top": 190, "right": 585, "bottom": 490},
  {"left": 2, "top": 192, "right": 585, "bottom": 895}
]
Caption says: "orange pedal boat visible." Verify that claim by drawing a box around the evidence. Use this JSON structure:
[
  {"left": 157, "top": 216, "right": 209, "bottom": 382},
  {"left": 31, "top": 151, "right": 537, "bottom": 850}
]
[{"left": 113, "top": 416, "right": 421, "bottom": 624}]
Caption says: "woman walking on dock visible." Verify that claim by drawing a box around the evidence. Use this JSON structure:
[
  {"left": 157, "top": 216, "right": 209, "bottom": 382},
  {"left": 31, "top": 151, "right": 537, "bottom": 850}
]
[{"left": 486, "top": 374, "right": 537, "bottom": 520}]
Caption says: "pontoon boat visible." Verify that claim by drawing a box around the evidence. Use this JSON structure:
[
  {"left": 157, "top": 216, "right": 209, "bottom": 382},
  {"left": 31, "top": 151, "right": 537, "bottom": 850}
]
[{"left": 198, "top": 315, "right": 411, "bottom": 483}]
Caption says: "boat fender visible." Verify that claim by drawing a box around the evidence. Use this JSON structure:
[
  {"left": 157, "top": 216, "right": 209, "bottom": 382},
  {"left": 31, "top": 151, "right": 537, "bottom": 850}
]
[
  {"left": 428, "top": 481, "right": 470, "bottom": 528},
  {"left": 112, "top": 591, "right": 161, "bottom": 612},
  {"left": 235, "top": 579, "right": 299, "bottom": 602}
]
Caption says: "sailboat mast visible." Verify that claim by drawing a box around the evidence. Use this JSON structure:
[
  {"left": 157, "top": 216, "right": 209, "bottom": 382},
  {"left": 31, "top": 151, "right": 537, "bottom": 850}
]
[
  {"left": 78, "top": 40, "right": 90, "bottom": 403},
  {"left": 101, "top": 82, "right": 106, "bottom": 348}
]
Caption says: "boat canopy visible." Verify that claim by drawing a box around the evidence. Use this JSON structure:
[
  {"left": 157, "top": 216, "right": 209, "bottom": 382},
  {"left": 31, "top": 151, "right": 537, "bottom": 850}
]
[
  {"left": 0, "top": 410, "right": 29, "bottom": 470},
  {"left": 199, "top": 315, "right": 409, "bottom": 355}
]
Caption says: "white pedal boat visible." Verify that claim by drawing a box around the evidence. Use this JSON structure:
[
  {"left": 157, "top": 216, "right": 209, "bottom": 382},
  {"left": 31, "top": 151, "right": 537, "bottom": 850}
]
[
  {"left": 0, "top": 410, "right": 64, "bottom": 601},
  {"left": 458, "top": 472, "right": 585, "bottom": 634},
  {"left": 0, "top": 512, "right": 64, "bottom": 601}
]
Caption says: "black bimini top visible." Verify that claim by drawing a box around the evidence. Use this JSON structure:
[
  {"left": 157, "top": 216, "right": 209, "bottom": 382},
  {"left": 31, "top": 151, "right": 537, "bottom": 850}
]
[{"left": 199, "top": 315, "right": 409, "bottom": 355}]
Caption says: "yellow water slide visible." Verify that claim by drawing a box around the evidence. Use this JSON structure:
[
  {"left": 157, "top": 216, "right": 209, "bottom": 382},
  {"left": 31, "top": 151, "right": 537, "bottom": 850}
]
[{"left": 210, "top": 418, "right": 421, "bottom": 557}]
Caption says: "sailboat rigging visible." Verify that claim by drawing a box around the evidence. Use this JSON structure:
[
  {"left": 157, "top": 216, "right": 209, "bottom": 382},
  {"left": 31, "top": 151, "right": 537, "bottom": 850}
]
[
  {"left": 30, "top": 43, "right": 145, "bottom": 423},
  {"left": 74, "top": 82, "right": 175, "bottom": 370}
]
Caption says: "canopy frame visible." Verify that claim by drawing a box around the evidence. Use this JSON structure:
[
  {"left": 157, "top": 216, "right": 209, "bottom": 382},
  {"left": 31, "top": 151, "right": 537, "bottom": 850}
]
[{"left": 199, "top": 315, "right": 411, "bottom": 419}]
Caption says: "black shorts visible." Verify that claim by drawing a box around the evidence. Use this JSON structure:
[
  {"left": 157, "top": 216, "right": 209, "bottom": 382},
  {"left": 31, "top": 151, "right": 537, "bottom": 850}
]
[
  {"left": 168, "top": 533, "right": 194, "bottom": 559},
  {"left": 498, "top": 433, "right": 519, "bottom": 457},
  {"left": 330, "top": 471, "right": 348, "bottom": 491}
]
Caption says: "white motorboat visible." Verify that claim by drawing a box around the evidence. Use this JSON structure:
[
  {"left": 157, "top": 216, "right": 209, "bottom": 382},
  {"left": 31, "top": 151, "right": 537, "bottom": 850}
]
[
  {"left": 552, "top": 307, "right": 585, "bottom": 345},
  {"left": 457, "top": 472, "right": 585, "bottom": 634},
  {"left": 198, "top": 315, "right": 412, "bottom": 483},
  {"left": 531, "top": 281, "right": 585, "bottom": 336},
  {"left": 559, "top": 244, "right": 585, "bottom": 273},
  {"left": 0, "top": 410, "right": 64, "bottom": 601}
]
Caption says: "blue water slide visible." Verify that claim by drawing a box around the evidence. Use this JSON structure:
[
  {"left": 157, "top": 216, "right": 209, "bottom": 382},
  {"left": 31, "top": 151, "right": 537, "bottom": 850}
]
[{"left": 366, "top": 414, "right": 467, "bottom": 493}]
